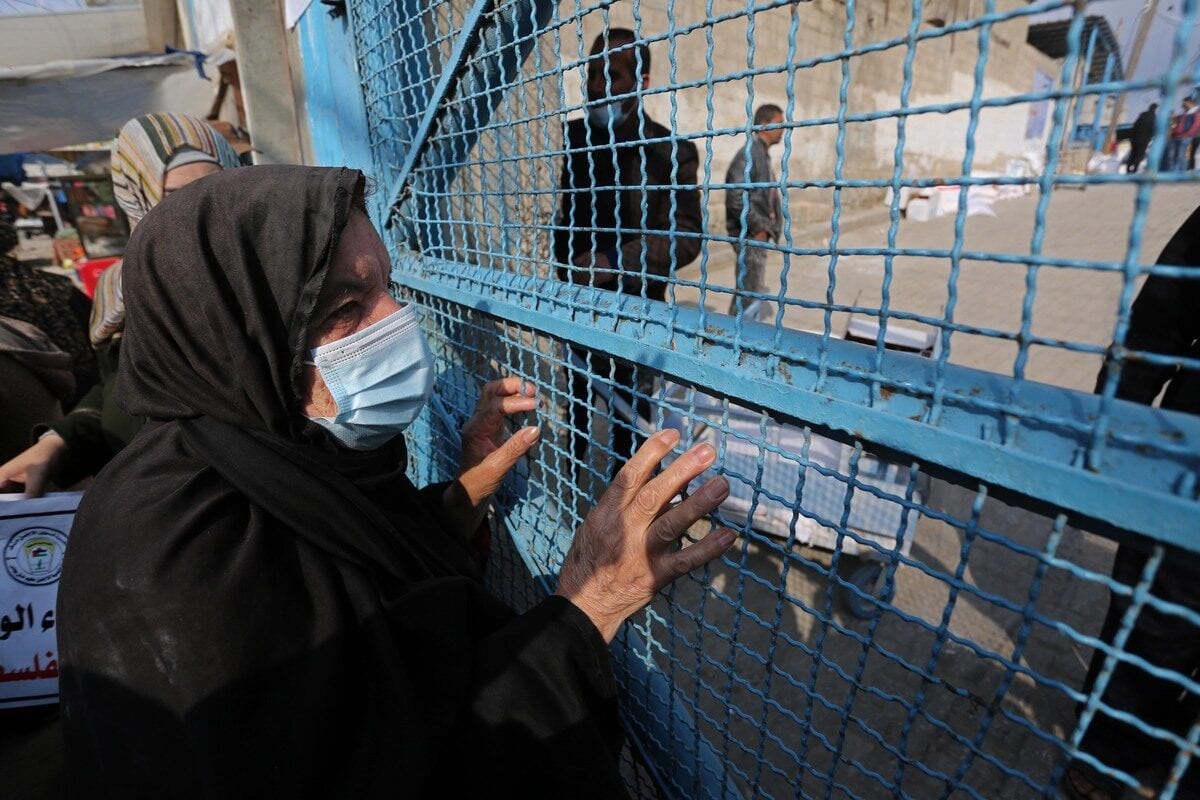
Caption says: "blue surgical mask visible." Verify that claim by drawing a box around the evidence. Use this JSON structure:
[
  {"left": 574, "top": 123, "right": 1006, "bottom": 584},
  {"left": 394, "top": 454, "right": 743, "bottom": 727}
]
[
  {"left": 588, "top": 98, "right": 629, "bottom": 128},
  {"left": 303, "top": 305, "right": 434, "bottom": 450}
]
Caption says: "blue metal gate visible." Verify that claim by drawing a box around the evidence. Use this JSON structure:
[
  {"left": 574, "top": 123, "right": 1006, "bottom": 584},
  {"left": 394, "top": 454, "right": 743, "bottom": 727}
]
[{"left": 328, "top": 0, "right": 1200, "bottom": 796}]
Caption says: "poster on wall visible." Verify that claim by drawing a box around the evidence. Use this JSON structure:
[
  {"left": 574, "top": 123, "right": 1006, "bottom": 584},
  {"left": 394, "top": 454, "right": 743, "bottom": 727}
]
[
  {"left": 0, "top": 492, "right": 81, "bottom": 708},
  {"left": 1025, "top": 69, "right": 1055, "bottom": 141}
]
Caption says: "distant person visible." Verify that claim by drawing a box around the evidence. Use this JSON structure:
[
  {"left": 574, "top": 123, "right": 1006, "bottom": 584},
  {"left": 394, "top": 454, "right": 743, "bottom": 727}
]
[
  {"left": 1062, "top": 204, "right": 1200, "bottom": 800},
  {"left": 1164, "top": 97, "right": 1200, "bottom": 171},
  {"left": 1124, "top": 103, "right": 1157, "bottom": 174},
  {"left": 0, "top": 217, "right": 95, "bottom": 404},
  {"left": 1191, "top": 88, "right": 1200, "bottom": 171},
  {"left": 554, "top": 29, "right": 702, "bottom": 482},
  {"left": 0, "top": 113, "right": 240, "bottom": 497},
  {"left": 725, "top": 103, "right": 785, "bottom": 318}
]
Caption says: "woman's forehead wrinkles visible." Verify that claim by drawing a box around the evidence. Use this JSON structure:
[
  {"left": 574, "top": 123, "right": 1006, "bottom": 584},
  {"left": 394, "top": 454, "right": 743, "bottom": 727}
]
[{"left": 326, "top": 275, "right": 370, "bottom": 296}]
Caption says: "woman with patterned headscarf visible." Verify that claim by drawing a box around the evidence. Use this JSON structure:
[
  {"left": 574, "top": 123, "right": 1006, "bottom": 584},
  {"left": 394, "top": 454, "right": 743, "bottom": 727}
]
[{"left": 0, "top": 113, "right": 241, "bottom": 497}]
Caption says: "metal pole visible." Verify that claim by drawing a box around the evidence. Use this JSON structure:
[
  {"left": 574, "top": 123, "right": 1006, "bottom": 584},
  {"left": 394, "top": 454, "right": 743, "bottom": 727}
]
[
  {"left": 229, "top": 0, "right": 304, "bottom": 165},
  {"left": 1070, "top": 23, "right": 1100, "bottom": 144},
  {"left": 1058, "top": 19, "right": 1094, "bottom": 171},
  {"left": 1091, "top": 52, "right": 1116, "bottom": 154},
  {"left": 38, "top": 162, "right": 65, "bottom": 232},
  {"left": 1104, "top": 0, "right": 1160, "bottom": 151}
]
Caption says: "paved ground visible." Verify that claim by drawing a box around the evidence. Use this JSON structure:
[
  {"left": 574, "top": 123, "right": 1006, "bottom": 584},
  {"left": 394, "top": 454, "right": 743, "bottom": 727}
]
[{"left": 679, "top": 183, "right": 1198, "bottom": 392}]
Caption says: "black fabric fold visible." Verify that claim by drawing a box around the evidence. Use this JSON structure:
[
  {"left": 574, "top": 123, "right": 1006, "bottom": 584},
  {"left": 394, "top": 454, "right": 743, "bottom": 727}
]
[{"left": 177, "top": 415, "right": 467, "bottom": 583}]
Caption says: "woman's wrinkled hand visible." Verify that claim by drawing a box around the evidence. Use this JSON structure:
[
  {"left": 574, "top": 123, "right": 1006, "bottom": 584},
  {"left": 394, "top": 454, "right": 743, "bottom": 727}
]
[
  {"left": 555, "top": 429, "right": 737, "bottom": 643},
  {"left": 0, "top": 434, "right": 67, "bottom": 498},
  {"left": 441, "top": 377, "right": 540, "bottom": 537}
]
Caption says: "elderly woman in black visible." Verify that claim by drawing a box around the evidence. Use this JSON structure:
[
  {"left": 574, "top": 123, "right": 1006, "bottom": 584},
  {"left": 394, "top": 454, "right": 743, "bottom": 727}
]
[{"left": 56, "top": 166, "right": 735, "bottom": 798}]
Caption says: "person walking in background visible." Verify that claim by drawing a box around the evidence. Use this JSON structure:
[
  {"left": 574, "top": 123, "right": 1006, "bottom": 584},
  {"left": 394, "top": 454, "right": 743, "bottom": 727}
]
[
  {"left": 725, "top": 103, "right": 784, "bottom": 319},
  {"left": 554, "top": 29, "right": 702, "bottom": 485},
  {"left": 1164, "top": 96, "right": 1200, "bottom": 172},
  {"left": 1124, "top": 102, "right": 1157, "bottom": 174}
]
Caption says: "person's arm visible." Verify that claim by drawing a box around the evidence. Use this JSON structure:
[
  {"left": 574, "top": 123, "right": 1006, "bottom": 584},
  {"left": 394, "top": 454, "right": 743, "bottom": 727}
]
[
  {"left": 437, "top": 377, "right": 540, "bottom": 541},
  {"left": 444, "top": 593, "right": 626, "bottom": 797},
  {"left": 745, "top": 141, "right": 777, "bottom": 237},
  {"left": 617, "top": 140, "right": 703, "bottom": 296},
  {"left": 445, "top": 429, "right": 735, "bottom": 796},
  {"left": 724, "top": 148, "right": 748, "bottom": 233},
  {"left": 33, "top": 336, "right": 139, "bottom": 489},
  {"left": 1, "top": 378, "right": 109, "bottom": 496},
  {"left": 42, "top": 405, "right": 109, "bottom": 483},
  {"left": 1097, "top": 273, "right": 1195, "bottom": 404},
  {"left": 1181, "top": 112, "right": 1200, "bottom": 139}
]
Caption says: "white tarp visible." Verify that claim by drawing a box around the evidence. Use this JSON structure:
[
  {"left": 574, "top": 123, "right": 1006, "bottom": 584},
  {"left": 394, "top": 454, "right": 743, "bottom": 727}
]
[
  {"left": 285, "top": 0, "right": 317, "bottom": 29},
  {"left": 0, "top": 57, "right": 216, "bottom": 153},
  {"left": 187, "top": 0, "right": 235, "bottom": 53},
  {"left": 0, "top": 51, "right": 195, "bottom": 82}
]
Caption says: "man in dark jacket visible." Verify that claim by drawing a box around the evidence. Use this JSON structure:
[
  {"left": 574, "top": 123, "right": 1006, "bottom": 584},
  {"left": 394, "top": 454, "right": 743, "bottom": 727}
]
[
  {"left": 725, "top": 103, "right": 784, "bottom": 318},
  {"left": 554, "top": 29, "right": 702, "bottom": 483},
  {"left": 1125, "top": 103, "right": 1157, "bottom": 174},
  {"left": 1064, "top": 205, "right": 1200, "bottom": 800}
]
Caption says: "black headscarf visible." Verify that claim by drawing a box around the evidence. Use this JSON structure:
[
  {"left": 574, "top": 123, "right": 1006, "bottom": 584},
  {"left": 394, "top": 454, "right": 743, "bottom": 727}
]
[
  {"left": 57, "top": 166, "right": 625, "bottom": 798},
  {"left": 115, "top": 164, "right": 346, "bottom": 436}
]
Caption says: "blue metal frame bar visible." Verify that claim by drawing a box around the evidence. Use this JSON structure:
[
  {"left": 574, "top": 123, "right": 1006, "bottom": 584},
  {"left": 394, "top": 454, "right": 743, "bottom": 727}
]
[
  {"left": 383, "top": 0, "right": 557, "bottom": 234},
  {"left": 383, "top": 0, "right": 496, "bottom": 217},
  {"left": 393, "top": 256, "right": 1200, "bottom": 547},
  {"left": 297, "top": 5, "right": 375, "bottom": 174}
]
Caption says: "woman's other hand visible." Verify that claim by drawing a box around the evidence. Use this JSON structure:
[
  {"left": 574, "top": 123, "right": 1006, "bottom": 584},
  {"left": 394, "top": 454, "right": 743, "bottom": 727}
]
[
  {"left": 442, "top": 377, "right": 540, "bottom": 537},
  {"left": 0, "top": 434, "right": 67, "bottom": 498},
  {"left": 556, "top": 429, "right": 737, "bottom": 642}
]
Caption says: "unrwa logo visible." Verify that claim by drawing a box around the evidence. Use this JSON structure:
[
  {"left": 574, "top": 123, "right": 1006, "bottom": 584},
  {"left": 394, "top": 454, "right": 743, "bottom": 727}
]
[{"left": 4, "top": 527, "right": 68, "bottom": 586}]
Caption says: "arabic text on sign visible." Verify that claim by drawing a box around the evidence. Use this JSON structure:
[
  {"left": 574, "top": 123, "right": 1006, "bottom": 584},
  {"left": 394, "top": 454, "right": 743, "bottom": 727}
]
[{"left": 0, "top": 651, "right": 59, "bottom": 682}]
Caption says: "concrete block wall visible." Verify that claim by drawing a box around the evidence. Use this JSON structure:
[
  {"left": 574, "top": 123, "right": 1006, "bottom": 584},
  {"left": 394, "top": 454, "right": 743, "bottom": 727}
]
[{"left": 554, "top": 0, "right": 1064, "bottom": 227}]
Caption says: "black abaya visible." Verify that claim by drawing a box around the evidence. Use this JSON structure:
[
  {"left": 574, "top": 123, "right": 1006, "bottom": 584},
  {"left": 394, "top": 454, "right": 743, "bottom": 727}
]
[{"left": 56, "top": 166, "right": 626, "bottom": 798}]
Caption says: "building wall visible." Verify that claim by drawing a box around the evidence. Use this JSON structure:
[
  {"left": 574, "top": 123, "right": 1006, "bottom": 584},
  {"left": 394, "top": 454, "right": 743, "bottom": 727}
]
[
  {"left": 340, "top": 0, "right": 1068, "bottom": 254},
  {"left": 560, "top": 0, "right": 1064, "bottom": 223},
  {"left": 0, "top": 5, "right": 150, "bottom": 68}
]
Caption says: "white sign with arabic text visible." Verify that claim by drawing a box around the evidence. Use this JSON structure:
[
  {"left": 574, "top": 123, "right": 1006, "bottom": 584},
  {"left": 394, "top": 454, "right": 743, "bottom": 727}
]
[{"left": 0, "top": 492, "right": 81, "bottom": 708}]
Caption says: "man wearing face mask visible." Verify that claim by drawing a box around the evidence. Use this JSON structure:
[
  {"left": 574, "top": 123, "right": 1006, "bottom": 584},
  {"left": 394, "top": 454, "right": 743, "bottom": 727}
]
[{"left": 554, "top": 29, "right": 703, "bottom": 485}]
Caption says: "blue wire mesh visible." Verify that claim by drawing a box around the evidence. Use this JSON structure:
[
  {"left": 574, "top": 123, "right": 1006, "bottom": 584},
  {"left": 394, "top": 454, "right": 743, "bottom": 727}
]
[{"left": 344, "top": 1, "right": 1200, "bottom": 797}]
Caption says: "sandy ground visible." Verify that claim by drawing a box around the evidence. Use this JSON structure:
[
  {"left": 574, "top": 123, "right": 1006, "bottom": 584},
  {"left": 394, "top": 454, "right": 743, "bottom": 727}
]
[{"left": 679, "top": 183, "right": 1198, "bottom": 392}]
